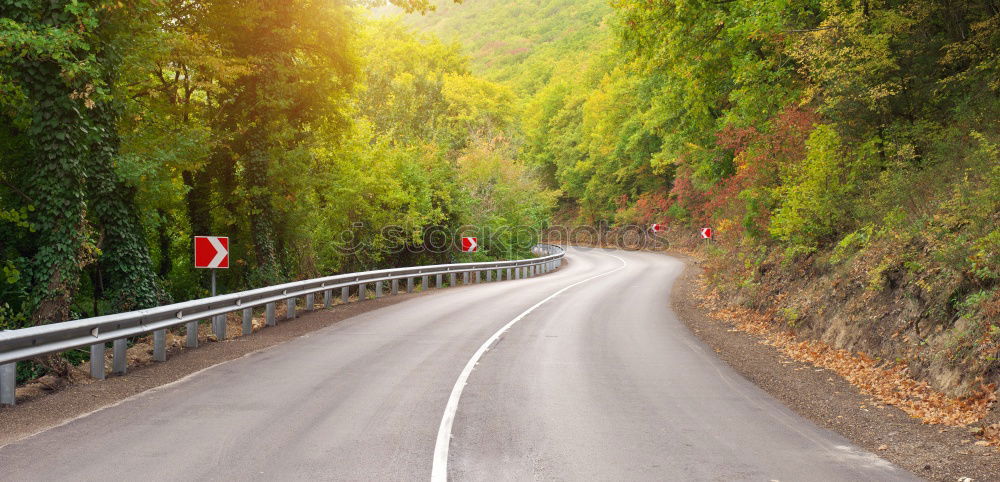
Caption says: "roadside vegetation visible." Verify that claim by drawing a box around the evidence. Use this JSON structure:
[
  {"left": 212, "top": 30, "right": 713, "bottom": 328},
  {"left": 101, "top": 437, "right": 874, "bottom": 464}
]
[
  {"left": 0, "top": 1, "right": 554, "bottom": 381},
  {"left": 403, "top": 0, "right": 999, "bottom": 400}
]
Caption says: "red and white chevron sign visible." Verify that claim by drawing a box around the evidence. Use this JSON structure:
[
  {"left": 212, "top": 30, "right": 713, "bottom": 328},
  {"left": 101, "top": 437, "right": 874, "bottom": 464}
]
[
  {"left": 194, "top": 236, "right": 229, "bottom": 269},
  {"left": 650, "top": 223, "right": 665, "bottom": 233},
  {"left": 700, "top": 227, "right": 713, "bottom": 239},
  {"left": 461, "top": 237, "right": 478, "bottom": 252}
]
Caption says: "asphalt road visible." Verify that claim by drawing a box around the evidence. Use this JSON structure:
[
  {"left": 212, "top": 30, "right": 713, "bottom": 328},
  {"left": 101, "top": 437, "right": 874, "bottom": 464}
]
[{"left": 0, "top": 247, "right": 916, "bottom": 481}]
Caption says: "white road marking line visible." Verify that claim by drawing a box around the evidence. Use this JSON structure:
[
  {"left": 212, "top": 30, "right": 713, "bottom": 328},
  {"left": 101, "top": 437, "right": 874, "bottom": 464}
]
[{"left": 431, "top": 250, "right": 627, "bottom": 481}]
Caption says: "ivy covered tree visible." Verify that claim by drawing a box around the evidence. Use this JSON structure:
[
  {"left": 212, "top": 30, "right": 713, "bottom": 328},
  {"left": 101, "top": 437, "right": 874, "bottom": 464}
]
[{"left": 0, "top": 1, "right": 160, "bottom": 332}]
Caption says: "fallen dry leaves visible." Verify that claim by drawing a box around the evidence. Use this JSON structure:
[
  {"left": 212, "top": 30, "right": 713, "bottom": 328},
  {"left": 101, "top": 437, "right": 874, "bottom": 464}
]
[
  {"left": 983, "top": 423, "right": 1000, "bottom": 446},
  {"left": 698, "top": 280, "right": 997, "bottom": 431}
]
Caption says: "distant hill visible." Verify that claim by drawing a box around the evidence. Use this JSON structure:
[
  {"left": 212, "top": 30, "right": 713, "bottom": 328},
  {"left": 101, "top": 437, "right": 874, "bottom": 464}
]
[{"left": 396, "top": 0, "right": 612, "bottom": 95}]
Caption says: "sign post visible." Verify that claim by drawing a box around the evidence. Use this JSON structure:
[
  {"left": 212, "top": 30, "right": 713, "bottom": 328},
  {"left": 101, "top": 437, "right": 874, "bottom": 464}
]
[
  {"left": 460, "top": 237, "right": 478, "bottom": 284},
  {"left": 195, "top": 236, "right": 230, "bottom": 342}
]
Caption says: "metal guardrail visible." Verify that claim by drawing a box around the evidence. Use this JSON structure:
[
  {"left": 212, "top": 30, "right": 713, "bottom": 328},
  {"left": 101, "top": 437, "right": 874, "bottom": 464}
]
[{"left": 0, "top": 244, "right": 565, "bottom": 406}]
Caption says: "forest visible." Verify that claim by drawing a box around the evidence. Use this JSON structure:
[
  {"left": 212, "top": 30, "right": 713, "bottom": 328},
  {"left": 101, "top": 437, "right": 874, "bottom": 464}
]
[
  {"left": 2, "top": 0, "right": 999, "bottom": 393},
  {"left": 0, "top": 0, "right": 555, "bottom": 338}
]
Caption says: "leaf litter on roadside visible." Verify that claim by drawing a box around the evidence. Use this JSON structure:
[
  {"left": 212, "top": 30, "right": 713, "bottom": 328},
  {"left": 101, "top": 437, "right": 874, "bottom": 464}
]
[{"left": 696, "top": 278, "right": 998, "bottom": 447}]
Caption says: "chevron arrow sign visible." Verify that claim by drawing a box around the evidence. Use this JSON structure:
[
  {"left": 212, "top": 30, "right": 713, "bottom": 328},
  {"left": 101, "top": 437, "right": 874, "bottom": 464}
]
[{"left": 194, "top": 236, "right": 230, "bottom": 269}]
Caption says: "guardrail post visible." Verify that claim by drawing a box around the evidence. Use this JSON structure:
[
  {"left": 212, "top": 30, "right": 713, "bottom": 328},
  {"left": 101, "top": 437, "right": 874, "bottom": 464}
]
[
  {"left": 186, "top": 321, "right": 198, "bottom": 348},
  {"left": 435, "top": 274, "right": 443, "bottom": 288},
  {"left": 112, "top": 338, "right": 127, "bottom": 375},
  {"left": 486, "top": 270, "right": 492, "bottom": 282},
  {"left": 153, "top": 329, "right": 167, "bottom": 362},
  {"left": 359, "top": 283, "right": 367, "bottom": 300},
  {"left": 287, "top": 298, "right": 296, "bottom": 320},
  {"left": 341, "top": 286, "right": 349, "bottom": 303},
  {"left": 324, "top": 290, "right": 332, "bottom": 308},
  {"left": 449, "top": 273, "right": 456, "bottom": 286},
  {"left": 507, "top": 268, "right": 513, "bottom": 280},
  {"left": 1, "top": 363, "right": 14, "bottom": 406},
  {"left": 242, "top": 308, "right": 253, "bottom": 336},
  {"left": 306, "top": 293, "right": 315, "bottom": 312},
  {"left": 475, "top": 271, "right": 481, "bottom": 283},
  {"left": 266, "top": 302, "right": 276, "bottom": 326},
  {"left": 407, "top": 277, "right": 414, "bottom": 293},
  {"left": 422, "top": 275, "right": 429, "bottom": 290},
  {"left": 463, "top": 272, "right": 469, "bottom": 285},
  {"left": 212, "top": 315, "right": 226, "bottom": 340},
  {"left": 91, "top": 341, "right": 106, "bottom": 379},
  {"left": 375, "top": 281, "right": 383, "bottom": 299},
  {"left": 392, "top": 279, "right": 399, "bottom": 295}
]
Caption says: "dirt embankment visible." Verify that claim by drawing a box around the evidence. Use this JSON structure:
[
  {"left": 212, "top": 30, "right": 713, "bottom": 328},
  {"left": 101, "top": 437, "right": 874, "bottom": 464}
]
[
  {"left": 670, "top": 253, "right": 1000, "bottom": 482},
  {"left": 725, "top": 241, "right": 998, "bottom": 399}
]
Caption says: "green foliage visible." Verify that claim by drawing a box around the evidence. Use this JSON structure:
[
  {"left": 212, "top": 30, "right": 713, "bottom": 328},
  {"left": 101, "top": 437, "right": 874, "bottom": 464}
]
[
  {"left": 401, "top": 0, "right": 612, "bottom": 95},
  {"left": 0, "top": 1, "right": 162, "bottom": 333},
  {"left": 0, "top": 1, "right": 554, "bottom": 346},
  {"left": 831, "top": 225, "right": 874, "bottom": 265},
  {"left": 454, "top": 137, "right": 558, "bottom": 259},
  {"left": 770, "top": 125, "right": 878, "bottom": 248}
]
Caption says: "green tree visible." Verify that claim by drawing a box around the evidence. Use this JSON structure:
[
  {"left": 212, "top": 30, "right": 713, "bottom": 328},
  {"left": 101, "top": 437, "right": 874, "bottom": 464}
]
[{"left": 0, "top": 1, "right": 160, "bottom": 330}]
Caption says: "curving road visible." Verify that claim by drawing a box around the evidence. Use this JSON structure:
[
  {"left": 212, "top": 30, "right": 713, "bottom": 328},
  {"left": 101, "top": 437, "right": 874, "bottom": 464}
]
[{"left": 0, "top": 248, "right": 916, "bottom": 481}]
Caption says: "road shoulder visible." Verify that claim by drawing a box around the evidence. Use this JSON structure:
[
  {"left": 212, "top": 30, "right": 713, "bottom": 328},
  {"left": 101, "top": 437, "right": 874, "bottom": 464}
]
[{"left": 669, "top": 253, "right": 999, "bottom": 482}]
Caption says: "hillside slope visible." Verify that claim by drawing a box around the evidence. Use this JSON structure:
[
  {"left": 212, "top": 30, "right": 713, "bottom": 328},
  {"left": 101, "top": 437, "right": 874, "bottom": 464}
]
[{"left": 399, "top": 0, "right": 611, "bottom": 95}]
